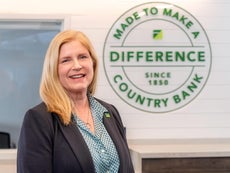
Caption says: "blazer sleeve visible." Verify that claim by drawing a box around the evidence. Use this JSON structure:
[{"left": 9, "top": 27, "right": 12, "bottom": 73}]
[{"left": 17, "top": 104, "right": 54, "bottom": 173}]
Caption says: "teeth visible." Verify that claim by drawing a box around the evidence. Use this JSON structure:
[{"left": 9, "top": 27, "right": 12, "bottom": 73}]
[{"left": 70, "top": 74, "right": 84, "bottom": 79}]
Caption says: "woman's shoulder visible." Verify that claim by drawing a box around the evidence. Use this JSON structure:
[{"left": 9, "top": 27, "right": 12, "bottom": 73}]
[
  {"left": 94, "top": 97, "right": 121, "bottom": 119},
  {"left": 31, "top": 102, "right": 47, "bottom": 111},
  {"left": 26, "top": 102, "right": 48, "bottom": 115},
  {"left": 23, "top": 102, "right": 53, "bottom": 124},
  {"left": 94, "top": 97, "right": 116, "bottom": 111}
]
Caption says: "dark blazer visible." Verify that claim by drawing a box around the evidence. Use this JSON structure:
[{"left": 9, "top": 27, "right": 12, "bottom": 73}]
[{"left": 17, "top": 98, "right": 134, "bottom": 173}]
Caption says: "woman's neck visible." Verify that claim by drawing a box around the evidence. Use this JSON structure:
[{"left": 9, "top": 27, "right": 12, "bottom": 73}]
[{"left": 72, "top": 94, "right": 95, "bottom": 133}]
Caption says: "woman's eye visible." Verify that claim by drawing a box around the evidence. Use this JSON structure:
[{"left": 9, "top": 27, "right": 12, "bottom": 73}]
[
  {"left": 79, "top": 56, "right": 86, "bottom": 59},
  {"left": 79, "top": 55, "right": 87, "bottom": 59},
  {"left": 60, "top": 58, "right": 70, "bottom": 63}
]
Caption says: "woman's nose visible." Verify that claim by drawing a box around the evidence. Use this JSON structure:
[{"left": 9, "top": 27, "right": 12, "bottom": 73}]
[{"left": 72, "top": 59, "right": 82, "bottom": 70}]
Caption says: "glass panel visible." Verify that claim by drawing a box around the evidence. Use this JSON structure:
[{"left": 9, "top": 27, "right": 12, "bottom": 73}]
[{"left": 0, "top": 20, "right": 61, "bottom": 147}]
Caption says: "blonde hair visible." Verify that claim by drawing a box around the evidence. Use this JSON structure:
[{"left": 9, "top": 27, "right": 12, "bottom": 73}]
[{"left": 40, "top": 30, "right": 98, "bottom": 125}]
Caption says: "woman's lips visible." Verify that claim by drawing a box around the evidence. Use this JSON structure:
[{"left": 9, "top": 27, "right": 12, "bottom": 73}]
[{"left": 69, "top": 74, "right": 86, "bottom": 79}]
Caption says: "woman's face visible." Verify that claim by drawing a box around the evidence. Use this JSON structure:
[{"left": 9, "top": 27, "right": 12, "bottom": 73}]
[{"left": 58, "top": 40, "right": 94, "bottom": 96}]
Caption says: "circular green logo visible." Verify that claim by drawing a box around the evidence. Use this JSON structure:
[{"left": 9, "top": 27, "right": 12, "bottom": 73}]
[{"left": 103, "top": 2, "right": 212, "bottom": 113}]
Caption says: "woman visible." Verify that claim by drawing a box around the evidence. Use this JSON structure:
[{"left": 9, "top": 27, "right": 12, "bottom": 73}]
[{"left": 17, "top": 30, "right": 134, "bottom": 173}]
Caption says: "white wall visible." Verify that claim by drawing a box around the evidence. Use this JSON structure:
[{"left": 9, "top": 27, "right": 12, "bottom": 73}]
[{"left": 1, "top": 0, "right": 230, "bottom": 141}]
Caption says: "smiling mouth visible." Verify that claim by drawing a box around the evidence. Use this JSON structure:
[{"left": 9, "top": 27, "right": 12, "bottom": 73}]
[{"left": 69, "top": 74, "right": 86, "bottom": 79}]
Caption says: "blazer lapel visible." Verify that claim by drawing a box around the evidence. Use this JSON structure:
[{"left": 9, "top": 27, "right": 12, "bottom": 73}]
[
  {"left": 56, "top": 117, "right": 95, "bottom": 173},
  {"left": 102, "top": 111, "right": 126, "bottom": 172}
]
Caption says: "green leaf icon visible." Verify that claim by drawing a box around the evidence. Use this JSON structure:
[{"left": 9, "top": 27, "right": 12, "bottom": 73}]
[
  {"left": 104, "top": 112, "right": 111, "bottom": 118},
  {"left": 153, "top": 30, "right": 163, "bottom": 40}
]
